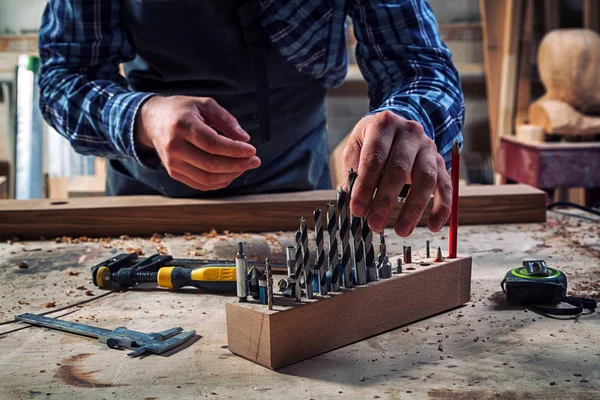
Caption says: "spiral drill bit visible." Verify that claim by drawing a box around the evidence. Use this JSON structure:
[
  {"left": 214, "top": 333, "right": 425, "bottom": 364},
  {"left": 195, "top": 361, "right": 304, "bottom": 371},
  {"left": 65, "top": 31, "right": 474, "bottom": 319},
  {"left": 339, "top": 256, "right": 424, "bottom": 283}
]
[
  {"left": 265, "top": 258, "right": 273, "bottom": 310},
  {"left": 363, "top": 219, "right": 377, "bottom": 282},
  {"left": 326, "top": 201, "right": 340, "bottom": 291},
  {"left": 293, "top": 230, "right": 303, "bottom": 301},
  {"left": 337, "top": 188, "right": 353, "bottom": 289},
  {"left": 348, "top": 169, "right": 367, "bottom": 285},
  {"left": 313, "top": 208, "right": 327, "bottom": 296},
  {"left": 300, "top": 217, "right": 314, "bottom": 299}
]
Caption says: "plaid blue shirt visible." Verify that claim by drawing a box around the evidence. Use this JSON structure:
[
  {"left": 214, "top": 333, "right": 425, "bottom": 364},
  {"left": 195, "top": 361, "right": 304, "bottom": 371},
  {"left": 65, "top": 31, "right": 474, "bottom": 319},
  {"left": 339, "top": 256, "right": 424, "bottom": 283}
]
[{"left": 38, "top": 0, "right": 464, "bottom": 169}]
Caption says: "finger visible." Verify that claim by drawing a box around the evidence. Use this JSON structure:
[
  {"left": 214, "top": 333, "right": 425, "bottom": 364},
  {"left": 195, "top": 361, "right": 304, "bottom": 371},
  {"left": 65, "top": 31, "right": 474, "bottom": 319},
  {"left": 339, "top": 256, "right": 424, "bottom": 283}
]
[
  {"left": 178, "top": 142, "right": 260, "bottom": 173},
  {"left": 340, "top": 136, "right": 361, "bottom": 192},
  {"left": 351, "top": 120, "right": 396, "bottom": 217},
  {"left": 366, "top": 136, "right": 417, "bottom": 232},
  {"left": 183, "top": 121, "right": 257, "bottom": 158},
  {"left": 169, "top": 162, "right": 243, "bottom": 191},
  {"left": 198, "top": 98, "right": 251, "bottom": 142},
  {"left": 427, "top": 155, "right": 452, "bottom": 232},
  {"left": 394, "top": 145, "right": 438, "bottom": 237}
]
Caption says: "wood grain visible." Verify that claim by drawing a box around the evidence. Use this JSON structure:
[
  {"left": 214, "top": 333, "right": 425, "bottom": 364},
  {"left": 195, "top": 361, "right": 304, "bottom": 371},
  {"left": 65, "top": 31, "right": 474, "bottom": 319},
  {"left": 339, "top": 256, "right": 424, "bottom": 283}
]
[
  {"left": 226, "top": 255, "right": 472, "bottom": 370},
  {"left": 0, "top": 185, "right": 546, "bottom": 239}
]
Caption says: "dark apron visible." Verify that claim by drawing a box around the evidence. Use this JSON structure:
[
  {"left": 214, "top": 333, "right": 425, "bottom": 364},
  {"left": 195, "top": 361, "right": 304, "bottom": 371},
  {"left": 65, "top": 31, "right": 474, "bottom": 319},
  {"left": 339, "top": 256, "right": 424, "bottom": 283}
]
[{"left": 108, "top": 0, "right": 330, "bottom": 197}]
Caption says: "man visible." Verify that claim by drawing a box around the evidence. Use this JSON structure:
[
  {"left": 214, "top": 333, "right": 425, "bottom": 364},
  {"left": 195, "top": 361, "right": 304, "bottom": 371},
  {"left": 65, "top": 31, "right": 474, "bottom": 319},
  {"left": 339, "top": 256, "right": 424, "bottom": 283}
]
[{"left": 38, "top": 0, "right": 464, "bottom": 237}]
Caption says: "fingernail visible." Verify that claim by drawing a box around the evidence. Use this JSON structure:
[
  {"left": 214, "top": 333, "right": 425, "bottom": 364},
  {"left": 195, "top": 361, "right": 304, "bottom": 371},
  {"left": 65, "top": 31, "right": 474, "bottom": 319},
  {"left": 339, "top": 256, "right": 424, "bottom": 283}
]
[
  {"left": 370, "top": 215, "right": 385, "bottom": 232},
  {"left": 352, "top": 200, "right": 368, "bottom": 217},
  {"left": 237, "top": 126, "right": 250, "bottom": 140},
  {"left": 397, "top": 220, "right": 413, "bottom": 237},
  {"left": 249, "top": 156, "right": 261, "bottom": 168}
]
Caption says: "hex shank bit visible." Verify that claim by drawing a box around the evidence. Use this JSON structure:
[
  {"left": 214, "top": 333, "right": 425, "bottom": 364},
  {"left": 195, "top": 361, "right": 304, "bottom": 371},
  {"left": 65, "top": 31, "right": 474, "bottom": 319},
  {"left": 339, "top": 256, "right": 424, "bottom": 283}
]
[
  {"left": 326, "top": 201, "right": 340, "bottom": 292},
  {"left": 337, "top": 188, "right": 353, "bottom": 289},
  {"left": 314, "top": 208, "right": 327, "bottom": 296}
]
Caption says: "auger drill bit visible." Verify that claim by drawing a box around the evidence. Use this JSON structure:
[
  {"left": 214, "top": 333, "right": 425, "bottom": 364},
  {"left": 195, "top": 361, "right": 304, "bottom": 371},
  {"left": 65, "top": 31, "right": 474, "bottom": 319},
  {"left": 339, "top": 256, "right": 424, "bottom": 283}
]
[
  {"left": 314, "top": 208, "right": 327, "bottom": 296},
  {"left": 377, "top": 232, "right": 392, "bottom": 279},
  {"left": 337, "top": 188, "right": 353, "bottom": 289},
  {"left": 326, "top": 201, "right": 340, "bottom": 291},
  {"left": 363, "top": 218, "right": 377, "bottom": 282},
  {"left": 300, "top": 217, "right": 314, "bottom": 299},
  {"left": 348, "top": 169, "right": 367, "bottom": 286}
]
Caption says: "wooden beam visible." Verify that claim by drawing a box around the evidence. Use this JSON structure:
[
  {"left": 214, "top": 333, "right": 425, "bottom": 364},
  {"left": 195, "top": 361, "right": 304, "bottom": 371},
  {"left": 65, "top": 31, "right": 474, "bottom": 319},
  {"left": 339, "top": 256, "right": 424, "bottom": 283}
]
[
  {"left": 226, "top": 254, "right": 472, "bottom": 370},
  {"left": 480, "top": 0, "right": 507, "bottom": 160},
  {"left": 0, "top": 185, "right": 546, "bottom": 239},
  {"left": 496, "top": 0, "right": 524, "bottom": 160},
  {"left": 515, "top": 0, "right": 535, "bottom": 126},
  {"left": 543, "top": 0, "right": 560, "bottom": 32},
  {"left": 584, "top": 0, "right": 600, "bottom": 32}
]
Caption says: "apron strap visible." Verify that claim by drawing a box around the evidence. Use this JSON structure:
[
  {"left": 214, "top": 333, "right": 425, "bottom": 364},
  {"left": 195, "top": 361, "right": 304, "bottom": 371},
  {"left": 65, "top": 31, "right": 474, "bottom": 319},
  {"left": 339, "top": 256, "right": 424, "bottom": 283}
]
[{"left": 237, "top": 1, "right": 271, "bottom": 143}]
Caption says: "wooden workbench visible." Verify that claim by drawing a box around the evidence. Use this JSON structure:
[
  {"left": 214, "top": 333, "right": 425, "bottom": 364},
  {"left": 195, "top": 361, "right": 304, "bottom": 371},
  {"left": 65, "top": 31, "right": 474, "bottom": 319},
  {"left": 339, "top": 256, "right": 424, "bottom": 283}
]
[{"left": 0, "top": 212, "right": 598, "bottom": 399}]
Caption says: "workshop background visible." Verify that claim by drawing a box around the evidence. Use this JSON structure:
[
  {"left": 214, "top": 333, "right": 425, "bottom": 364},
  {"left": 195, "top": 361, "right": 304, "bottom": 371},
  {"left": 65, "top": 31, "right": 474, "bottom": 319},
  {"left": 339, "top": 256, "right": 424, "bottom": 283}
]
[{"left": 0, "top": 0, "right": 599, "bottom": 202}]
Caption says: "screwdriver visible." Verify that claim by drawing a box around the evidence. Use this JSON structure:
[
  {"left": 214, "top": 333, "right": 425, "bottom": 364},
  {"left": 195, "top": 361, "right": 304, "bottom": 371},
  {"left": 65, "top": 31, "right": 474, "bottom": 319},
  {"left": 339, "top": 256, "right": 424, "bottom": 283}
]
[{"left": 96, "top": 264, "right": 237, "bottom": 292}]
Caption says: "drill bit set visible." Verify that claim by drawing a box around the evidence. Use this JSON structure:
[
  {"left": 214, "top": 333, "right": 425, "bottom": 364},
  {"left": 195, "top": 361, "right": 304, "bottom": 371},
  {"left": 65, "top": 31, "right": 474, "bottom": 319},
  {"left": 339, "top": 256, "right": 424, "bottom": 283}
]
[{"left": 236, "top": 168, "right": 450, "bottom": 309}]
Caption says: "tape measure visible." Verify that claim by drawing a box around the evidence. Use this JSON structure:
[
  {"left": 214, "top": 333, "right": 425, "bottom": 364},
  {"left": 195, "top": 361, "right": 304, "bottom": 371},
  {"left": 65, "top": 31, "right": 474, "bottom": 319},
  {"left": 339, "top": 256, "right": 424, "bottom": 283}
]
[{"left": 501, "top": 260, "right": 596, "bottom": 316}]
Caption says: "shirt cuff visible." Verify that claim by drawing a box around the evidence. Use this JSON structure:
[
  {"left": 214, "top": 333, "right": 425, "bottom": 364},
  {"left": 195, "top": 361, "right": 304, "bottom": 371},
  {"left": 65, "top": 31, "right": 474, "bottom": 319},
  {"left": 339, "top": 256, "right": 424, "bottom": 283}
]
[{"left": 103, "top": 91, "right": 161, "bottom": 169}]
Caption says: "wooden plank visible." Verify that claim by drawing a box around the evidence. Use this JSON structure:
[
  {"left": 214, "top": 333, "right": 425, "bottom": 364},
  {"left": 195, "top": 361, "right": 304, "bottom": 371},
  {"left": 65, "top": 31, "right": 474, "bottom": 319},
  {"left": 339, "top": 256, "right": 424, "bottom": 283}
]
[
  {"left": 0, "top": 185, "right": 547, "bottom": 239},
  {"left": 495, "top": 0, "right": 524, "bottom": 160},
  {"left": 226, "top": 254, "right": 472, "bottom": 370},
  {"left": 480, "top": 0, "right": 508, "bottom": 163},
  {"left": 584, "top": 0, "right": 600, "bottom": 32},
  {"left": 496, "top": 136, "right": 600, "bottom": 189}
]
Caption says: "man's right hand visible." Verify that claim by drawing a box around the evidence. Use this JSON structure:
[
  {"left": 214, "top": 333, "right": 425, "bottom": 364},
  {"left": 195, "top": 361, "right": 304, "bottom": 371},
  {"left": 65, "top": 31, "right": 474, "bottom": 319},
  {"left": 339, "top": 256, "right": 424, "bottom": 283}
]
[{"left": 135, "top": 96, "right": 261, "bottom": 191}]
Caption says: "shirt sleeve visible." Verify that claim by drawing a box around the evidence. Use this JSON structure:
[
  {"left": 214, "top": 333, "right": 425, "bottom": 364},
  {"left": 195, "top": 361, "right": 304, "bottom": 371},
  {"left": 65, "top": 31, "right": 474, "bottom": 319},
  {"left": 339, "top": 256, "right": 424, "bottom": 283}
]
[
  {"left": 38, "top": 0, "right": 158, "bottom": 167},
  {"left": 349, "top": 0, "right": 465, "bottom": 169}
]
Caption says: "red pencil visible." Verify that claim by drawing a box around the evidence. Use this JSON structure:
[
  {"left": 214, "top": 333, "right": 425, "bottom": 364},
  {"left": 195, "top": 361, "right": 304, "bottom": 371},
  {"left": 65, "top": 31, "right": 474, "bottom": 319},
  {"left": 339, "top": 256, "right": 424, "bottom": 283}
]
[{"left": 448, "top": 141, "right": 459, "bottom": 258}]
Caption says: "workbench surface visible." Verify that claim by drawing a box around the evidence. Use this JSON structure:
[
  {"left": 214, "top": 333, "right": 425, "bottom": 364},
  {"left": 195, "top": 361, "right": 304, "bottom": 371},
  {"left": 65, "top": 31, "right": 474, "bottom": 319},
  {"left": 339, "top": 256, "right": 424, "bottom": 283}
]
[{"left": 0, "top": 212, "right": 598, "bottom": 399}]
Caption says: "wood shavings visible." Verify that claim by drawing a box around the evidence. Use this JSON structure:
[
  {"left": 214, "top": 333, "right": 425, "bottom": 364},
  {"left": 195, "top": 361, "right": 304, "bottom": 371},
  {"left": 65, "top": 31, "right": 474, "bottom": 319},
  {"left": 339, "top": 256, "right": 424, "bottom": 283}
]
[
  {"left": 85, "top": 290, "right": 94, "bottom": 296},
  {"left": 43, "top": 301, "right": 56, "bottom": 308},
  {"left": 76, "top": 286, "right": 86, "bottom": 290},
  {"left": 78, "top": 255, "right": 87, "bottom": 264},
  {"left": 17, "top": 261, "right": 28, "bottom": 269},
  {"left": 119, "top": 235, "right": 131, "bottom": 240},
  {"left": 183, "top": 233, "right": 196, "bottom": 241},
  {"left": 204, "top": 229, "right": 218, "bottom": 238},
  {"left": 66, "top": 269, "right": 80, "bottom": 276},
  {"left": 126, "top": 247, "right": 144, "bottom": 256},
  {"left": 22, "top": 248, "right": 41, "bottom": 252},
  {"left": 151, "top": 233, "right": 163, "bottom": 243}
]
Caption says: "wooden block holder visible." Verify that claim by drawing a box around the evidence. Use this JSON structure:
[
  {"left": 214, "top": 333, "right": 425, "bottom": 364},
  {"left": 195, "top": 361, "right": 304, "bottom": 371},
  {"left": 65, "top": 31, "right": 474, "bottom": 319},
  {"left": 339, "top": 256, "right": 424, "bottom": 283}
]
[{"left": 226, "top": 252, "right": 472, "bottom": 370}]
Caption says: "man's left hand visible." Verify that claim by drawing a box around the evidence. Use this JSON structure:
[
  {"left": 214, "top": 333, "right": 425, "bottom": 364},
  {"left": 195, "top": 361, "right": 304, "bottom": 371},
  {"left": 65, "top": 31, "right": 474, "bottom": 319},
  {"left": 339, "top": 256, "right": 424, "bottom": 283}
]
[{"left": 341, "top": 111, "right": 452, "bottom": 237}]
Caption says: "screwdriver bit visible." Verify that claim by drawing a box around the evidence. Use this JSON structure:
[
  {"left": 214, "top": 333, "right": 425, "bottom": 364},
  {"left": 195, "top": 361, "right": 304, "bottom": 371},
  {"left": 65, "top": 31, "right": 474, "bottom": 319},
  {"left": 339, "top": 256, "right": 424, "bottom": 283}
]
[
  {"left": 314, "top": 208, "right": 327, "bottom": 296},
  {"left": 326, "top": 201, "right": 340, "bottom": 292},
  {"left": 337, "top": 188, "right": 353, "bottom": 289}
]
